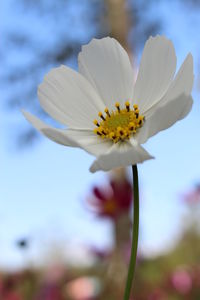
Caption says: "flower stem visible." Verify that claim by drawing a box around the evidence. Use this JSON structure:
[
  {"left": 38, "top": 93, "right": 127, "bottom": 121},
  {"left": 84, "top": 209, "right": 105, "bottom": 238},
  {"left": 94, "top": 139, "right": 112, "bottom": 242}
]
[{"left": 123, "top": 165, "right": 139, "bottom": 300}]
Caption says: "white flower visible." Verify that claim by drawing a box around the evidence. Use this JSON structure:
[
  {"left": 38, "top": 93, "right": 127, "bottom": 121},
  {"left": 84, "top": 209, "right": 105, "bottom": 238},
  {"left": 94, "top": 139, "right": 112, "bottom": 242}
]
[{"left": 23, "top": 36, "right": 194, "bottom": 173}]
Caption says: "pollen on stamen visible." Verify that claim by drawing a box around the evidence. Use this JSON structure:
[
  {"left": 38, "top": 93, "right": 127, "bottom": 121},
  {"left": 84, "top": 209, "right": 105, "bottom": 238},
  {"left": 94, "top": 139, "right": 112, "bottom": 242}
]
[
  {"left": 117, "top": 127, "right": 123, "bottom": 135},
  {"left": 98, "top": 112, "right": 105, "bottom": 121},
  {"left": 138, "top": 116, "right": 143, "bottom": 126},
  {"left": 104, "top": 107, "right": 110, "bottom": 117},
  {"left": 94, "top": 128, "right": 102, "bottom": 136},
  {"left": 93, "top": 119, "right": 100, "bottom": 127},
  {"left": 94, "top": 101, "right": 145, "bottom": 143},
  {"left": 109, "top": 132, "right": 116, "bottom": 140},
  {"left": 135, "top": 109, "right": 139, "bottom": 119},
  {"left": 129, "top": 122, "right": 136, "bottom": 132},
  {"left": 125, "top": 101, "right": 130, "bottom": 112},
  {"left": 115, "top": 102, "right": 120, "bottom": 112},
  {"left": 117, "top": 127, "right": 127, "bottom": 140}
]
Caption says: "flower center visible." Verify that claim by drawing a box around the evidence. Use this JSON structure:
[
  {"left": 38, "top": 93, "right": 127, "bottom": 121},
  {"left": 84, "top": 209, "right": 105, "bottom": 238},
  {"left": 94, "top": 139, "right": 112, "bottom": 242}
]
[
  {"left": 93, "top": 102, "right": 145, "bottom": 143},
  {"left": 103, "top": 198, "right": 117, "bottom": 215}
]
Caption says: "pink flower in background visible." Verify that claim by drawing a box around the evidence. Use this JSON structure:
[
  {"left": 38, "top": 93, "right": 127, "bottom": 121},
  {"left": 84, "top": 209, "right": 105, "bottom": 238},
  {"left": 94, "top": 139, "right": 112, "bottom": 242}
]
[
  {"left": 4, "top": 292, "right": 22, "bottom": 300},
  {"left": 65, "top": 276, "right": 98, "bottom": 300},
  {"left": 183, "top": 184, "right": 200, "bottom": 204},
  {"left": 88, "top": 178, "right": 132, "bottom": 219},
  {"left": 148, "top": 289, "right": 167, "bottom": 300},
  {"left": 171, "top": 268, "right": 192, "bottom": 295},
  {"left": 0, "top": 275, "right": 22, "bottom": 300},
  {"left": 35, "top": 283, "right": 61, "bottom": 300},
  {"left": 35, "top": 264, "right": 65, "bottom": 300}
]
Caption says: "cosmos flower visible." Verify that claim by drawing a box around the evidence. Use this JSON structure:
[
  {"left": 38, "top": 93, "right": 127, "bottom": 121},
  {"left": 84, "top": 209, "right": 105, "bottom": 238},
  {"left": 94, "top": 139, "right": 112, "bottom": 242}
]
[
  {"left": 183, "top": 184, "right": 200, "bottom": 204},
  {"left": 88, "top": 177, "right": 132, "bottom": 219},
  {"left": 171, "top": 268, "right": 192, "bottom": 295},
  {"left": 65, "top": 276, "right": 98, "bottom": 300},
  {"left": 23, "top": 36, "right": 194, "bottom": 172}
]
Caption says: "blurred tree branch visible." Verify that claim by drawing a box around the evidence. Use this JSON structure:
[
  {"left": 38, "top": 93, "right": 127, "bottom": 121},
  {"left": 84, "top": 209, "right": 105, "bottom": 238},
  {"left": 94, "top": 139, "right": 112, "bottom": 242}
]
[{"left": 105, "top": 0, "right": 130, "bottom": 51}]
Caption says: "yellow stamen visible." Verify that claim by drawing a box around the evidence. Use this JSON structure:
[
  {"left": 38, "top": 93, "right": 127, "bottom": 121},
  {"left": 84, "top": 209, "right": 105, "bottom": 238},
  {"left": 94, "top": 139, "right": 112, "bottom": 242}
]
[
  {"left": 129, "top": 122, "right": 136, "bottom": 132},
  {"left": 94, "top": 101, "right": 145, "bottom": 143},
  {"left": 117, "top": 126, "right": 124, "bottom": 136},
  {"left": 94, "top": 128, "right": 102, "bottom": 136},
  {"left": 135, "top": 109, "right": 139, "bottom": 119},
  {"left": 93, "top": 119, "right": 100, "bottom": 127},
  {"left": 98, "top": 112, "right": 105, "bottom": 121},
  {"left": 125, "top": 101, "right": 130, "bottom": 112},
  {"left": 104, "top": 107, "right": 110, "bottom": 117},
  {"left": 109, "top": 132, "right": 116, "bottom": 139},
  {"left": 115, "top": 102, "right": 120, "bottom": 112}
]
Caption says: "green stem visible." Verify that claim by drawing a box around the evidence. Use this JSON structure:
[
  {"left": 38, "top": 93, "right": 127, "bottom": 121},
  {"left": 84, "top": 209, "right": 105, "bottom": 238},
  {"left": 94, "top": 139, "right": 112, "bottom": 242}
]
[{"left": 123, "top": 165, "right": 139, "bottom": 300}]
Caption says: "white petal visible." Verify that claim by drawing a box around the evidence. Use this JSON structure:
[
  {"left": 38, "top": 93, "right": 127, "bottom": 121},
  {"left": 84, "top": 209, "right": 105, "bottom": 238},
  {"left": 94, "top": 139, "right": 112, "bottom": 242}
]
[
  {"left": 23, "top": 110, "right": 77, "bottom": 146},
  {"left": 89, "top": 141, "right": 154, "bottom": 173},
  {"left": 38, "top": 65, "right": 105, "bottom": 129},
  {"left": 42, "top": 128, "right": 112, "bottom": 156},
  {"left": 133, "top": 35, "right": 177, "bottom": 113},
  {"left": 152, "top": 53, "right": 193, "bottom": 109},
  {"left": 78, "top": 37, "right": 134, "bottom": 108},
  {"left": 136, "top": 94, "right": 193, "bottom": 144},
  {"left": 22, "top": 111, "right": 112, "bottom": 156}
]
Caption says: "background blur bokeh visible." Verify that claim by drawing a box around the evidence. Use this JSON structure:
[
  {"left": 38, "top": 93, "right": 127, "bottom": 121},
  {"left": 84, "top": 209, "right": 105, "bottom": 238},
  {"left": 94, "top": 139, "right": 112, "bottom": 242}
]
[{"left": 1, "top": 0, "right": 200, "bottom": 299}]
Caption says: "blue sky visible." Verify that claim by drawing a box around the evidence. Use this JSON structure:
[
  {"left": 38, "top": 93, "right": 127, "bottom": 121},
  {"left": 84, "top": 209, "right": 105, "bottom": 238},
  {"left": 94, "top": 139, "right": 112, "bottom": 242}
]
[{"left": 1, "top": 0, "right": 200, "bottom": 269}]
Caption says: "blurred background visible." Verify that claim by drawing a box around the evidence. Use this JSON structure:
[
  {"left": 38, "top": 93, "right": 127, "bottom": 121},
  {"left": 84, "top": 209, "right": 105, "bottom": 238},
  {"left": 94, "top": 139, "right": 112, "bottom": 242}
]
[{"left": 1, "top": 0, "right": 200, "bottom": 299}]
